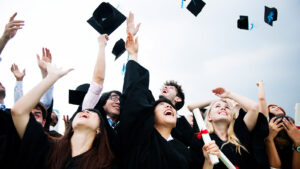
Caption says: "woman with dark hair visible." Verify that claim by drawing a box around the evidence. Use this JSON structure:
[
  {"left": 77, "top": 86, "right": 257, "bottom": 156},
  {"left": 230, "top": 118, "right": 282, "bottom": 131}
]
[
  {"left": 257, "top": 80, "right": 300, "bottom": 169},
  {"left": 11, "top": 37, "right": 114, "bottom": 169}
]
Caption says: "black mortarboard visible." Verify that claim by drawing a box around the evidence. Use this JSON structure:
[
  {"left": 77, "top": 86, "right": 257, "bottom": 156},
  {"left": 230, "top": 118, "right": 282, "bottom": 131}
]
[
  {"left": 69, "top": 83, "right": 89, "bottom": 105},
  {"left": 186, "top": 0, "right": 206, "bottom": 17},
  {"left": 87, "top": 2, "right": 126, "bottom": 35},
  {"left": 264, "top": 6, "right": 277, "bottom": 26},
  {"left": 112, "top": 39, "right": 126, "bottom": 60},
  {"left": 237, "top": 16, "right": 249, "bottom": 30}
]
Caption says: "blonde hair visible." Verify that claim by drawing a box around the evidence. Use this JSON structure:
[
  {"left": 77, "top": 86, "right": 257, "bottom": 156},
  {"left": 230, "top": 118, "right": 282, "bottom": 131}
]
[{"left": 204, "top": 99, "right": 248, "bottom": 154}]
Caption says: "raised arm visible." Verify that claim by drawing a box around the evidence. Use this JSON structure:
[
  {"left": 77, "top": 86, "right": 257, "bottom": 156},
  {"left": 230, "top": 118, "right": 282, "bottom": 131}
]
[
  {"left": 187, "top": 99, "right": 217, "bottom": 112},
  {"left": 82, "top": 35, "right": 108, "bottom": 110},
  {"left": 11, "top": 62, "right": 73, "bottom": 139},
  {"left": 0, "top": 12, "right": 24, "bottom": 55},
  {"left": 37, "top": 48, "right": 54, "bottom": 108},
  {"left": 126, "top": 12, "right": 140, "bottom": 62},
  {"left": 11, "top": 63, "right": 26, "bottom": 103},
  {"left": 212, "top": 87, "right": 259, "bottom": 131},
  {"left": 256, "top": 80, "right": 268, "bottom": 118}
]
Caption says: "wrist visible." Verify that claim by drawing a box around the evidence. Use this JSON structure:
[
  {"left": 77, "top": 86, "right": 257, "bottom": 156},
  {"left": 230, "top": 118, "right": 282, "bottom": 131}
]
[
  {"left": 0, "top": 35, "right": 9, "bottom": 42},
  {"left": 16, "top": 78, "right": 23, "bottom": 81}
]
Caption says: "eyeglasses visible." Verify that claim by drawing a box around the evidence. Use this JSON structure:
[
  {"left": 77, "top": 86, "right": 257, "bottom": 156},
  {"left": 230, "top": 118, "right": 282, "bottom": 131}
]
[{"left": 109, "top": 95, "right": 120, "bottom": 102}]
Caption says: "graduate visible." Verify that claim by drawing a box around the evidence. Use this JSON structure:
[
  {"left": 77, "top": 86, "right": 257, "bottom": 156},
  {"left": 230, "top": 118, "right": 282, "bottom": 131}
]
[{"left": 10, "top": 35, "right": 114, "bottom": 169}]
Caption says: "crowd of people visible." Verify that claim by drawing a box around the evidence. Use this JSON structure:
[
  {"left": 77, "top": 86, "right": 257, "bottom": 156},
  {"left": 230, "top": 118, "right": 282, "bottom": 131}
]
[{"left": 0, "top": 11, "right": 299, "bottom": 169}]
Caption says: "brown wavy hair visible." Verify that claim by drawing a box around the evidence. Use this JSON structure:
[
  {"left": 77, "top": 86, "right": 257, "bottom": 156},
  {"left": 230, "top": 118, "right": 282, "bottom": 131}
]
[{"left": 47, "top": 109, "right": 114, "bottom": 169}]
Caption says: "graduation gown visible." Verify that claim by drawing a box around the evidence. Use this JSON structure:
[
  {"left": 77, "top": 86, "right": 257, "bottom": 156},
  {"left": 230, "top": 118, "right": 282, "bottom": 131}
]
[{"left": 118, "top": 60, "right": 192, "bottom": 169}]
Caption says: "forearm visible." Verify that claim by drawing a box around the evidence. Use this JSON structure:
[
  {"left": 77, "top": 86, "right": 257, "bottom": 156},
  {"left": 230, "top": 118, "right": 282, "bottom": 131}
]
[
  {"left": 228, "top": 91, "right": 259, "bottom": 131},
  {"left": 265, "top": 138, "right": 281, "bottom": 168},
  {"left": 292, "top": 149, "right": 300, "bottom": 169},
  {"left": 257, "top": 83, "right": 268, "bottom": 118},
  {"left": 129, "top": 54, "right": 137, "bottom": 62},
  {"left": 14, "top": 81, "right": 23, "bottom": 103},
  {"left": 203, "top": 159, "right": 214, "bottom": 169},
  {"left": 82, "top": 81, "right": 103, "bottom": 110},
  {"left": 0, "top": 36, "right": 9, "bottom": 55},
  {"left": 92, "top": 46, "right": 105, "bottom": 85},
  {"left": 187, "top": 99, "right": 216, "bottom": 112}
]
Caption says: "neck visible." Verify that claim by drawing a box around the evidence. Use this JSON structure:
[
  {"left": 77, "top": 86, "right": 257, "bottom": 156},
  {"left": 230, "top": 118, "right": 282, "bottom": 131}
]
[
  {"left": 154, "top": 124, "right": 172, "bottom": 140},
  {"left": 71, "top": 128, "right": 96, "bottom": 157},
  {"left": 212, "top": 121, "right": 228, "bottom": 141},
  {"left": 0, "top": 99, "right": 4, "bottom": 105}
]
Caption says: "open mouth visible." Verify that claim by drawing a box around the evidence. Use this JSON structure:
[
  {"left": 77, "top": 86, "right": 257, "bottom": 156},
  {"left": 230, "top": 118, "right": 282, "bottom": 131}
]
[
  {"left": 80, "top": 114, "right": 89, "bottom": 118},
  {"left": 164, "top": 110, "right": 174, "bottom": 117}
]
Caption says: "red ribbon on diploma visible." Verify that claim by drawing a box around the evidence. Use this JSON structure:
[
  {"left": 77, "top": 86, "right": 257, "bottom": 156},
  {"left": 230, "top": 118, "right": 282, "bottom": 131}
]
[
  {"left": 194, "top": 129, "right": 209, "bottom": 140},
  {"left": 296, "top": 126, "right": 300, "bottom": 129}
]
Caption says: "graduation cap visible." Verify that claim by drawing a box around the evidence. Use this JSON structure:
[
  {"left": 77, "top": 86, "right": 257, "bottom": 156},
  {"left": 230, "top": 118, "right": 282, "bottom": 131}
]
[
  {"left": 69, "top": 83, "right": 89, "bottom": 105},
  {"left": 237, "top": 16, "right": 249, "bottom": 30},
  {"left": 87, "top": 2, "right": 126, "bottom": 35},
  {"left": 112, "top": 38, "right": 126, "bottom": 60},
  {"left": 264, "top": 6, "right": 277, "bottom": 26},
  {"left": 186, "top": 0, "right": 206, "bottom": 17}
]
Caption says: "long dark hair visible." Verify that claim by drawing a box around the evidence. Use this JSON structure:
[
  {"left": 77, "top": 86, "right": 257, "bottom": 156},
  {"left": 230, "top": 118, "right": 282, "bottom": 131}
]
[{"left": 47, "top": 109, "right": 114, "bottom": 169}]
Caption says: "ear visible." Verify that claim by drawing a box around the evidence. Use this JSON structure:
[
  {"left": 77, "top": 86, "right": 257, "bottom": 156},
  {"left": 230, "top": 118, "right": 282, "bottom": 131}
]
[
  {"left": 174, "top": 96, "right": 182, "bottom": 103},
  {"left": 42, "top": 119, "right": 46, "bottom": 127},
  {"left": 207, "top": 114, "right": 212, "bottom": 122}
]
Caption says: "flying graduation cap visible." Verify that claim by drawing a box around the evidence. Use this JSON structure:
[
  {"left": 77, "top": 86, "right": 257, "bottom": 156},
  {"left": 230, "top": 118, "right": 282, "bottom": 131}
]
[
  {"left": 264, "top": 6, "right": 277, "bottom": 26},
  {"left": 87, "top": 2, "right": 126, "bottom": 35},
  {"left": 186, "top": 0, "right": 206, "bottom": 17},
  {"left": 237, "top": 16, "right": 249, "bottom": 30},
  {"left": 112, "top": 39, "right": 126, "bottom": 60}
]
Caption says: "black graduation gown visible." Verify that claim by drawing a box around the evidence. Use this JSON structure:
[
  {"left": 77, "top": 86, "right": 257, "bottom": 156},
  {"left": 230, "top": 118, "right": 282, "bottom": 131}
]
[
  {"left": 0, "top": 108, "right": 21, "bottom": 169},
  {"left": 118, "top": 60, "right": 192, "bottom": 169}
]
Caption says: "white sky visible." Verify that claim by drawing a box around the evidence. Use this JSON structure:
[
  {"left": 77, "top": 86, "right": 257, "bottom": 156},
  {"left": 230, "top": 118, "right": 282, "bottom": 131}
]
[{"left": 1, "top": 0, "right": 300, "bottom": 133}]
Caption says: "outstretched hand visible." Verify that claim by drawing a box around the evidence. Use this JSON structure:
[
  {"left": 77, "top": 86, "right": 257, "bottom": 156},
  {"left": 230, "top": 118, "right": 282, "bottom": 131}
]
[
  {"left": 126, "top": 32, "right": 138, "bottom": 57},
  {"left": 37, "top": 48, "right": 52, "bottom": 78},
  {"left": 127, "top": 12, "right": 141, "bottom": 37},
  {"left": 2, "top": 12, "right": 24, "bottom": 40},
  {"left": 212, "top": 87, "right": 230, "bottom": 98},
  {"left": 10, "top": 63, "right": 25, "bottom": 81},
  {"left": 45, "top": 62, "right": 73, "bottom": 80}
]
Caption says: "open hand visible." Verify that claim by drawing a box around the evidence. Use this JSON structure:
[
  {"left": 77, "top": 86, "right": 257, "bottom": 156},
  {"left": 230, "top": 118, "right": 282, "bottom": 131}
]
[
  {"left": 212, "top": 87, "right": 230, "bottom": 98},
  {"left": 10, "top": 63, "right": 25, "bottom": 81},
  {"left": 126, "top": 32, "right": 138, "bottom": 56},
  {"left": 2, "top": 12, "right": 24, "bottom": 40},
  {"left": 126, "top": 12, "right": 141, "bottom": 36}
]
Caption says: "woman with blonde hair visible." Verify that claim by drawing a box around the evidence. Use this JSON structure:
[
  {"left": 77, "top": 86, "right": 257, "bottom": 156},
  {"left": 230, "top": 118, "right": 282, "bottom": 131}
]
[{"left": 188, "top": 87, "right": 260, "bottom": 169}]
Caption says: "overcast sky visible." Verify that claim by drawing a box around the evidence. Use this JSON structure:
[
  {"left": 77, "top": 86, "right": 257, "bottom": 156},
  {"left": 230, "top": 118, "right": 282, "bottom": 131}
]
[{"left": 1, "top": 0, "right": 299, "bottom": 133}]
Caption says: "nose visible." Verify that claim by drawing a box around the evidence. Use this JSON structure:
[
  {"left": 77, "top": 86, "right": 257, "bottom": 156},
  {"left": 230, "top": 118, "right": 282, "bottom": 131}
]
[{"left": 220, "top": 106, "right": 226, "bottom": 110}]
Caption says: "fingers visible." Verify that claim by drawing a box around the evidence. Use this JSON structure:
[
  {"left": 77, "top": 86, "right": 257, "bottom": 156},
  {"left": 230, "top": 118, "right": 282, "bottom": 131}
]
[
  {"left": 103, "top": 34, "right": 109, "bottom": 41},
  {"left": 9, "top": 12, "right": 17, "bottom": 22},
  {"left": 62, "top": 68, "right": 74, "bottom": 76},
  {"left": 22, "top": 69, "right": 26, "bottom": 75}
]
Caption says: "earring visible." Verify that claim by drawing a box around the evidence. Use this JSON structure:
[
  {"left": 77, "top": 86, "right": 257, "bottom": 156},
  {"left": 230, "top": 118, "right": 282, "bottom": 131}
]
[{"left": 96, "top": 129, "right": 101, "bottom": 134}]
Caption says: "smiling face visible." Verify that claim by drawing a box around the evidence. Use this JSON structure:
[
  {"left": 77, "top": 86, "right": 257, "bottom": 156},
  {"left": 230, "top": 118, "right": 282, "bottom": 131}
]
[
  {"left": 269, "top": 105, "right": 285, "bottom": 116},
  {"left": 72, "top": 110, "right": 100, "bottom": 132},
  {"left": 207, "top": 101, "right": 233, "bottom": 123},
  {"left": 103, "top": 92, "right": 120, "bottom": 120},
  {"left": 154, "top": 101, "right": 177, "bottom": 128},
  {"left": 159, "top": 85, "right": 179, "bottom": 105}
]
